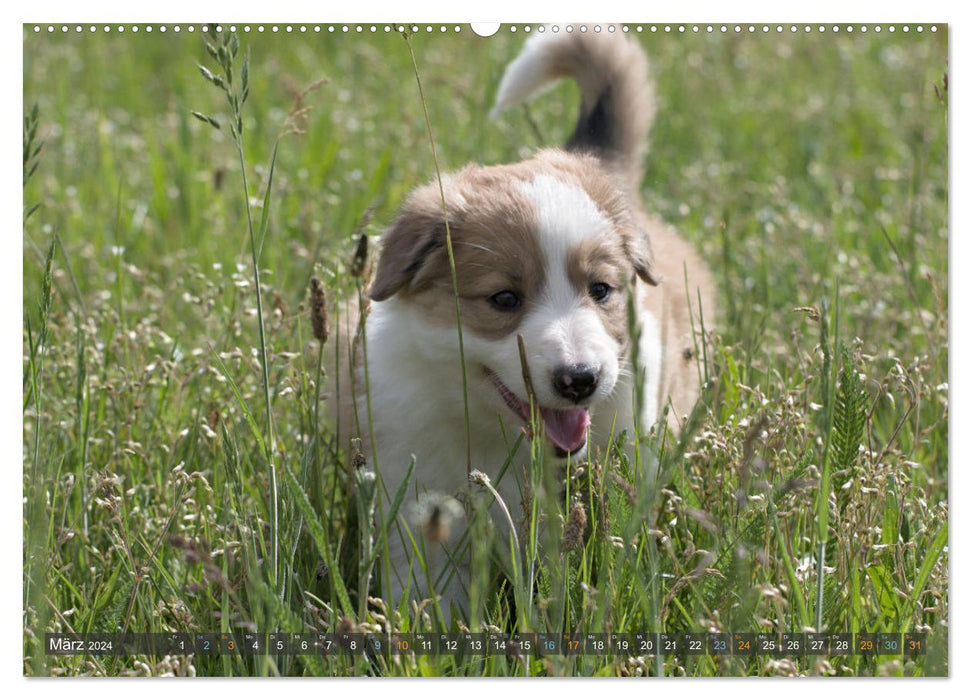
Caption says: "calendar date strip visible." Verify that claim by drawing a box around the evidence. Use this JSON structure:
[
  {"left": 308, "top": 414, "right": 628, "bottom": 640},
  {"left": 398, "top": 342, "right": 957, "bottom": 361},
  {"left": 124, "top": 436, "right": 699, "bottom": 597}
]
[{"left": 44, "top": 632, "right": 928, "bottom": 657}]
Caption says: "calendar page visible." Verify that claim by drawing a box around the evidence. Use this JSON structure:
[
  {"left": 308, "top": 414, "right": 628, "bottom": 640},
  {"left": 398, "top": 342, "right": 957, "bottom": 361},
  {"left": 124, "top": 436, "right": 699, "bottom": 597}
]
[{"left": 22, "top": 15, "right": 949, "bottom": 679}]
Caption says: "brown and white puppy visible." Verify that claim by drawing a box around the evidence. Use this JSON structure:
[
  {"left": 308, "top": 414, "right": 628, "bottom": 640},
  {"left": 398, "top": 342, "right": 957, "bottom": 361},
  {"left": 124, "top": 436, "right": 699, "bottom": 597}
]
[{"left": 335, "top": 30, "right": 714, "bottom": 619}]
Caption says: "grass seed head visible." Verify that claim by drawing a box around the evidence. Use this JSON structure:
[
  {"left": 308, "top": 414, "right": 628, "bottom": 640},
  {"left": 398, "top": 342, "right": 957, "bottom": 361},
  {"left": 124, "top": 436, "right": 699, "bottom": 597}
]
[
  {"left": 337, "top": 616, "right": 356, "bottom": 636},
  {"left": 422, "top": 503, "right": 451, "bottom": 544},
  {"left": 350, "top": 438, "right": 367, "bottom": 470},
  {"left": 408, "top": 492, "right": 463, "bottom": 545},
  {"left": 309, "top": 277, "right": 328, "bottom": 344},
  {"left": 562, "top": 501, "right": 588, "bottom": 552},
  {"left": 349, "top": 233, "right": 369, "bottom": 279}
]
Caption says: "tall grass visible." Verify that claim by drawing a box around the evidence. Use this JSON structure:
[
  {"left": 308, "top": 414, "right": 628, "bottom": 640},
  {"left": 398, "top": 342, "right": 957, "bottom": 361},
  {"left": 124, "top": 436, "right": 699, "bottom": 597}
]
[
  {"left": 402, "top": 30, "right": 474, "bottom": 475},
  {"left": 23, "top": 25, "right": 948, "bottom": 677},
  {"left": 195, "top": 28, "right": 281, "bottom": 587}
]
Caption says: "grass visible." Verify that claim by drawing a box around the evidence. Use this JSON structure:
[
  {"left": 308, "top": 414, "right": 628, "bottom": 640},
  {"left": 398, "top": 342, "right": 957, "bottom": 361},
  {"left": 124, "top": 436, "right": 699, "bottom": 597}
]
[{"left": 23, "top": 24, "right": 948, "bottom": 677}]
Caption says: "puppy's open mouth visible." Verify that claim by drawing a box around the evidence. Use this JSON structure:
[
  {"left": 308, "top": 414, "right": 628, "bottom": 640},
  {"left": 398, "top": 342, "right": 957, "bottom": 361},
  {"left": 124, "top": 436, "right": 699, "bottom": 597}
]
[{"left": 487, "top": 370, "right": 590, "bottom": 457}]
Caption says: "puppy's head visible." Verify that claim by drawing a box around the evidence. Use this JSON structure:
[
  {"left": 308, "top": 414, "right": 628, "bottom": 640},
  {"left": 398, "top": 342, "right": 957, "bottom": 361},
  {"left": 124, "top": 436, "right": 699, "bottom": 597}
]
[{"left": 370, "top": 149, "right": 658, "bottom": 457}]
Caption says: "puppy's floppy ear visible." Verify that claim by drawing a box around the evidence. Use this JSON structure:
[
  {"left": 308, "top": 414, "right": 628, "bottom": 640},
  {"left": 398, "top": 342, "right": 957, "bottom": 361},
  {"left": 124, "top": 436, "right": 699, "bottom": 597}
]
[
  {"left": 625, "top": 225, "right": 661, "bottom": 286},
  {"left": 368, "top": 196, "right": 446, "bottom": 302}
]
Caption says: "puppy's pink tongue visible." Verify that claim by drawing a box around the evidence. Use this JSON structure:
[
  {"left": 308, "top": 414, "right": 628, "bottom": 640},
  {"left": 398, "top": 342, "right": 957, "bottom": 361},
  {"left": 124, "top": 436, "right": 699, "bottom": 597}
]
[{"left": 540, "top": 406, "right": 591, "bottom": 454}]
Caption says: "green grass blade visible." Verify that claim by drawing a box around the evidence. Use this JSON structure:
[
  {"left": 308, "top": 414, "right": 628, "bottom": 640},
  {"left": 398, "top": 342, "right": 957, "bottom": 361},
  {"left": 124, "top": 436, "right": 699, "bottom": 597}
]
[
  {"left": 281, "top": 463, "right": 354, "bottom": 615},
  {"left": 902, "top": 523, "right": 947, "bottom": 634},
  {"left": 256, "top": 138, "right": 281, "bottom": 264},
  {"left": 210, "top": 349, "right": 267, "bottom": 455}
]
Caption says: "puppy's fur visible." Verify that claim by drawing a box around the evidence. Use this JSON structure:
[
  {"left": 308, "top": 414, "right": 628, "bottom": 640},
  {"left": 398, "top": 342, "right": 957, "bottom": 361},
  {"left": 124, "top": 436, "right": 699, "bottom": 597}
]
[{"left": 334, "top": 31, "right": 714, "bottom": 618}]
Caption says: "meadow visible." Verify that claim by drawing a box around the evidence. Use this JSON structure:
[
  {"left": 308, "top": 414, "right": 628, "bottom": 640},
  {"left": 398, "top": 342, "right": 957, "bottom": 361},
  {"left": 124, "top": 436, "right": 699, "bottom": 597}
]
[{"left": 23, "top": 24, "right": 948, "bottom": 676}]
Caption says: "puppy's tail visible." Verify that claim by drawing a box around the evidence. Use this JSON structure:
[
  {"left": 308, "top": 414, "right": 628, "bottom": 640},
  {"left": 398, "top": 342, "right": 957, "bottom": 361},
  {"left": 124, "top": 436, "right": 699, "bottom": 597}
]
[{"left": 492, "top": 28, "right": 656, "bottom": 191}]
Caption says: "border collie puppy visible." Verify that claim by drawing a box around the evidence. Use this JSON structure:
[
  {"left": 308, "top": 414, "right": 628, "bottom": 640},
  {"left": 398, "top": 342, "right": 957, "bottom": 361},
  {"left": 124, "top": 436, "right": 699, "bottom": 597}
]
[{"left": 335, "top": 29, "right": 714, "bottom": 619}]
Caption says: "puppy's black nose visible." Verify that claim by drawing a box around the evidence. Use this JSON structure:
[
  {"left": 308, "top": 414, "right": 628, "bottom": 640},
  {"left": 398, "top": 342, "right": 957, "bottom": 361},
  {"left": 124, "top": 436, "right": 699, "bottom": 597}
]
[{"left": 552, "top": 364, "right": 599, "bottom": 403}]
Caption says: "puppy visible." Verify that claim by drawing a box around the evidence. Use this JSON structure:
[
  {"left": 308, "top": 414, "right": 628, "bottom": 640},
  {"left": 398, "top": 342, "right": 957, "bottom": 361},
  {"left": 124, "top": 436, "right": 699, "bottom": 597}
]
[{"left": 334, "top": 30, "right": 714, "bottom": 619}]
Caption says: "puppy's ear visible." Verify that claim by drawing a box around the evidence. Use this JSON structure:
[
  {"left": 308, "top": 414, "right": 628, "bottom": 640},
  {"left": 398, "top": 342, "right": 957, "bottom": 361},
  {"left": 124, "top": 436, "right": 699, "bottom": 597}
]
[
  {"left": 625, "top": 226, "right": 661, "bottom": 286},
  {"left": 368, "top": 197, "right": 446, "bottom": 302}
]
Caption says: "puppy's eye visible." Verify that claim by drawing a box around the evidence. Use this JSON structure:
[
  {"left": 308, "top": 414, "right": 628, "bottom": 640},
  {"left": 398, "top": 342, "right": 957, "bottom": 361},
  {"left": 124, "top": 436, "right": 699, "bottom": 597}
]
[
  {"left": 589, "top": 282, "right": 612, "bottom": 303},
  {"left": 489, "top": 290, "right": 521, "bottom": 311}
]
